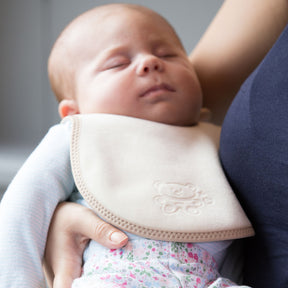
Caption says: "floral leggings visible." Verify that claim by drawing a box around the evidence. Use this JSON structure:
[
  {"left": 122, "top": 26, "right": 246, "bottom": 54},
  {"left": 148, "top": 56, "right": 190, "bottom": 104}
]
[{"left": 72, "top": 236, "right": 245, "bottom": 288}]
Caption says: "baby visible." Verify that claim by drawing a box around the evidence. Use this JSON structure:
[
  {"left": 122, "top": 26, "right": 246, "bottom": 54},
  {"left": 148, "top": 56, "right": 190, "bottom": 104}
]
[{"left": 0, "top": 4, "right": 253, "bottom": 288}]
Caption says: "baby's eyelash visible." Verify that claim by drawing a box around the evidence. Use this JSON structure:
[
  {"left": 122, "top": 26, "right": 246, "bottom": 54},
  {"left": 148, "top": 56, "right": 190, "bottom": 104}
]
[
  {"left": 108, "top": 63, "right": 126, "bottom": 69},
  {"left": 156, "top": 53, "right": 178, "bottom": 60},
  {"left": 155, "top": 49, "right": 178, "bottom": 58},
  {"left": 104, "top": 58, "right": 130, "bottom": 70},
  {"left": 161, "top": 54, "right": 177, "bottom": 58}
]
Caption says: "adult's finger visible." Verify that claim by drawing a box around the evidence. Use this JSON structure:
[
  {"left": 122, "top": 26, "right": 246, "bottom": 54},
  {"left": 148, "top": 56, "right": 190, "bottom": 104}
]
[{"left": 60, "top": 202, "right": 128, "bottom": 249}]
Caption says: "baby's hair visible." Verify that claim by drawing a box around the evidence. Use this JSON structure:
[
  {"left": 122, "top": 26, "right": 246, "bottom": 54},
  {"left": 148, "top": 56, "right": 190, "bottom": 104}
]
[{"left": 48, "top": 4, "right": 184, "bottom": 103}]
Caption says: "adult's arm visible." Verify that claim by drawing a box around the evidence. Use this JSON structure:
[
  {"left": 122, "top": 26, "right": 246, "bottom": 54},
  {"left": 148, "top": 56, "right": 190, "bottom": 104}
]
[
  {"left": 0, "top": 123, "right": 73, "bottom": 287},
  {"left": 190, "top": 0, "right": 288, "bottom": 124}
]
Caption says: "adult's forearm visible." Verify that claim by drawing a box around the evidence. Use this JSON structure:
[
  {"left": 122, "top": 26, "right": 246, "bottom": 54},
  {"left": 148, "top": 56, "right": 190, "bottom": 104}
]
[{"left": 190, "top": 0, "right": 288, "bottom": 124}]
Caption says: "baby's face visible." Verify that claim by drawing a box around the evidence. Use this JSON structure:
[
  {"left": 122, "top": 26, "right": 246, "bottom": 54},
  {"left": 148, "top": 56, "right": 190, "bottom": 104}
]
[{"left": 70, "top": 6, "right": 202, "bottom": 126}]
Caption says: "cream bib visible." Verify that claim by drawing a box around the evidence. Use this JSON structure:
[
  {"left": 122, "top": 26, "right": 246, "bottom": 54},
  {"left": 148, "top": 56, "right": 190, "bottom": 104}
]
[{"left": 64, "top": 114, "right": 254, "bottom": 242}]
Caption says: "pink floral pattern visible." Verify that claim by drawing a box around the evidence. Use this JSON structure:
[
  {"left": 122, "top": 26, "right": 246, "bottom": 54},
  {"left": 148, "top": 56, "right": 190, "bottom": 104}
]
[{"left": 72, "top": 238, "right": 239, "bottom": 288}]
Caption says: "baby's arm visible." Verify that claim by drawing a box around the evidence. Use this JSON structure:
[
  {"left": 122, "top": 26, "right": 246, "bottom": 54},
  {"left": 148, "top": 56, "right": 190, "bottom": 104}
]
[
  {"left": 0, "top": 123, "right": 74, "bottom": 287},
  {"left": 190, "top": 0, "right": 288, "bottom": 124}
]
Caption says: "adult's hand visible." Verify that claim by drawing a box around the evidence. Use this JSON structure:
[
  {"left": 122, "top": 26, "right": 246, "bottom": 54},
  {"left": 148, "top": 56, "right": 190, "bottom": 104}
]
[{"left": 43, "top": 202, "right": 128, "bottom": 288}]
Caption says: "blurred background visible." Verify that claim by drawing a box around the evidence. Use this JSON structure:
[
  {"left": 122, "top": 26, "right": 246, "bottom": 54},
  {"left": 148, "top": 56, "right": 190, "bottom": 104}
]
[{"left": 0, "top": 0, "right": 223, "bottom": 197}]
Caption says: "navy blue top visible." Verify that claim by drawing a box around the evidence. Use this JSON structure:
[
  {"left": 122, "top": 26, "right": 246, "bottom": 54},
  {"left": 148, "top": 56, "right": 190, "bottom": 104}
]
[{"left": 220, "top": 24, "right": 288, "bottom": 287}]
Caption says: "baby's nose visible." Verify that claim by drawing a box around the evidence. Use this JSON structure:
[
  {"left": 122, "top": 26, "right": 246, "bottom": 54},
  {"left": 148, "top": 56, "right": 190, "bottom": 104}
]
[{"left": 136, "top": 55, "right": 163, "bottom": 75}]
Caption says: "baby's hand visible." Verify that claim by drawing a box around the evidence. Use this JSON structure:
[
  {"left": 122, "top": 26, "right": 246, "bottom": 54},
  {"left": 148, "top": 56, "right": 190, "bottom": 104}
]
[{"left": 44, "top": 202, "right": 128, "bottom": 288}]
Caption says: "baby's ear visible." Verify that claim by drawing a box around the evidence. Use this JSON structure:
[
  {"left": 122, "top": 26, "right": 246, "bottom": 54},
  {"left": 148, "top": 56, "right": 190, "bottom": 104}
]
[{"left": 58, "top": 99, "right": 80, "bottom": 118}]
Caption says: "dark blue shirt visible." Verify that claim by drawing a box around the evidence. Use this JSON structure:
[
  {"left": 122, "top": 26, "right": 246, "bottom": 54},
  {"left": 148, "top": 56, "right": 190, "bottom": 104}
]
[{"left": 220, "top": 24, "right": 288, "bottom": 287}]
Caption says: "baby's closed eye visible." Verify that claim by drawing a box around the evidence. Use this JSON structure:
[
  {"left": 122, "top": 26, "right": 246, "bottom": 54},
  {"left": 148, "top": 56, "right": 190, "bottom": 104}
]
[{"left": 103, "top": 56, "right": 130, "bottom": 70}]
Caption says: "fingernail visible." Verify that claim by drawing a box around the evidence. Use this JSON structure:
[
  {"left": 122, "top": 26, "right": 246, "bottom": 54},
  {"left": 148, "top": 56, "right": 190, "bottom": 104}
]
[{"left": 110, "top": 231, "right": 128, "bottom": 244}]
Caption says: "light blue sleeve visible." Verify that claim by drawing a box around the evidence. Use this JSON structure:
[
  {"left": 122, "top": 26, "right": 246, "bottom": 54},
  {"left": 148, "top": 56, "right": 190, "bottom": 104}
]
[{"left": 0, "top": 122, "right": 74, "bottom": 287}]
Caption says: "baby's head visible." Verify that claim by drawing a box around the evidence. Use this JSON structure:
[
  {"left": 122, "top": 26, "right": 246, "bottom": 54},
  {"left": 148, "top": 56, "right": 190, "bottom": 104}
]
[{"left": 48, "top": 4, "right": 202, "bottom": 126}]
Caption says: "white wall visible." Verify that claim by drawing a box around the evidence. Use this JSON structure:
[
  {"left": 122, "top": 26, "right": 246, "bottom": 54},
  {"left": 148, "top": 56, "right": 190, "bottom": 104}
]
[{"left": 0, "top": 0, "right": 223, "bottom": 194}]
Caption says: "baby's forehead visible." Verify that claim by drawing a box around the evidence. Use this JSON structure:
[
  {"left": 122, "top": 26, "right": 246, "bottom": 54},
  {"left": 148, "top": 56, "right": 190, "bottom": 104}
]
[
  {"left": 62, "top": 5, "right": 178, "bottom": 50},
  {"left": 69, "top": 4, "right": 172, "bottom": 36}
]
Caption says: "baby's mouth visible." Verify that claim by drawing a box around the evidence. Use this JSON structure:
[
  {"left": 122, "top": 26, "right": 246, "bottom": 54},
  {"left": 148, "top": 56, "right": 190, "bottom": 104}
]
[{"left": 140, "top": 83, "right": 176, "bottom": 98}]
